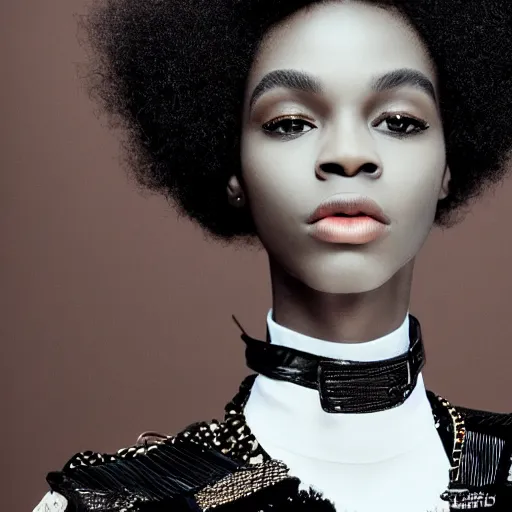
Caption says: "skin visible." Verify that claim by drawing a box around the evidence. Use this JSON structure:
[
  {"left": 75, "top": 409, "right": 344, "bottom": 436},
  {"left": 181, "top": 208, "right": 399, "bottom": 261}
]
[{"left": 227, "top": 0, "right": 451, "bottom": 343}]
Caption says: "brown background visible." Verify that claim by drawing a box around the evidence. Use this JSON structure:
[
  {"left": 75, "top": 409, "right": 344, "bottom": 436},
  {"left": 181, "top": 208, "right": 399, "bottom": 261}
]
[{"left": 2, "top": 1, "right": 512, "bottom": 511}]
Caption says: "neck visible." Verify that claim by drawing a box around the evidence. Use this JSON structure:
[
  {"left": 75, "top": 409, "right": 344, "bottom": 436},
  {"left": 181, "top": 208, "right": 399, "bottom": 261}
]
[{"left": 268, "top": 256, "right": 415, "bottom": 343}]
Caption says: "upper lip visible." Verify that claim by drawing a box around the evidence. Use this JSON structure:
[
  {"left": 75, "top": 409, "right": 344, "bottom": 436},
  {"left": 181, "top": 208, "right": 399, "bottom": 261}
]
[{"left": 307, "top": 194, "right": 391, "bottom": 225}]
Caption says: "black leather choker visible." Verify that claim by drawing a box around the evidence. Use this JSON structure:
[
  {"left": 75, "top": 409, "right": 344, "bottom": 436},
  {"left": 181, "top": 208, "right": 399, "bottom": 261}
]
[{"left": 235, "top": 314, "right": 425, "bottom": 414}]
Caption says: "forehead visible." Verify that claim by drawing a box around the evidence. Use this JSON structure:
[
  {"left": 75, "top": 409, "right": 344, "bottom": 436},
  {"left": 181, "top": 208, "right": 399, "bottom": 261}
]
[{"left": 248, "top": 2, "right": 436, "bottom": 95}]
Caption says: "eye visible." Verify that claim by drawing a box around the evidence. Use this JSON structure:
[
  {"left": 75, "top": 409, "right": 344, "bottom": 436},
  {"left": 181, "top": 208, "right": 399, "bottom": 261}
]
[
  {"left": 373, "top": 113, "right": 429, "bottom": 136},
  {"left": 262, "top": 116, "right": 316, "bottom": 137}
]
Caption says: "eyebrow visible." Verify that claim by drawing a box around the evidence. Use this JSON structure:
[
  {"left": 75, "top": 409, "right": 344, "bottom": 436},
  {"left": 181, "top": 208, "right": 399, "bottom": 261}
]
[{"left": 249, "top": 68, "right": 437, "bottom": 109}]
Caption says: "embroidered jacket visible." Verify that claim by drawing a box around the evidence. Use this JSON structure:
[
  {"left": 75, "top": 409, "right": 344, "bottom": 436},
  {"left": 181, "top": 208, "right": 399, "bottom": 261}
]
[{"left": 35, "top": 375, "right": 512, "bottom": 512}]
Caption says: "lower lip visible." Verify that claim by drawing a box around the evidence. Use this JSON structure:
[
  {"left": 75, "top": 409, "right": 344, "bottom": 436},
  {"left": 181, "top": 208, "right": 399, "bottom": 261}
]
[{"left": 309, "top": 216, "right": 389, "bottom": 244}]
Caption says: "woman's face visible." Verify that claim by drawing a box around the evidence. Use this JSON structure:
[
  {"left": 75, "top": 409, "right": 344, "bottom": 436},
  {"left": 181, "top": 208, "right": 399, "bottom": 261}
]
[{"left": 235, "top": 0, "right": 450, "bottom": 293}]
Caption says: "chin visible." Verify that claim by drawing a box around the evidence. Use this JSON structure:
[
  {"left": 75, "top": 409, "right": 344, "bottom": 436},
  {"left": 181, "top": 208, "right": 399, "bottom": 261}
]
[{"left": 298, "top": 266, "right": 394, "bottom": 295}]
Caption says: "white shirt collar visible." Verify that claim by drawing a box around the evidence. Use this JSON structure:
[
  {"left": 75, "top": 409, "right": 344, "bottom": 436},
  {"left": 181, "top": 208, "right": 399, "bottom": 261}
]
[
  {"left": 243, "top": 308, "right": 440, "bottom": 463},
  {"left": 266, "top": 307, "right": 411, "bottom": 361}
]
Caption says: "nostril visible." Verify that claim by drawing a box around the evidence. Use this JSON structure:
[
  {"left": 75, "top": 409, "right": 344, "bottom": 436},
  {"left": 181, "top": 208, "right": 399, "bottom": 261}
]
[{"left": 362, "top": 163, "right": 379, "bottom": 174}]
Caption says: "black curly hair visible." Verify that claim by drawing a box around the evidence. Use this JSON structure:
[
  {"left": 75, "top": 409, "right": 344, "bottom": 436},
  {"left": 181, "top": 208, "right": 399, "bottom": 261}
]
[{"left": 78, "top": 0, "right": 512, "bottom": 245}]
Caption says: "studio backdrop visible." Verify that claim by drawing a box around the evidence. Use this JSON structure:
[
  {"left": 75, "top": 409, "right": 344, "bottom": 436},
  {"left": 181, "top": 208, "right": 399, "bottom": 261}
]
[{"left": 1, "top": 1, "right": 511, "bottom": 512}]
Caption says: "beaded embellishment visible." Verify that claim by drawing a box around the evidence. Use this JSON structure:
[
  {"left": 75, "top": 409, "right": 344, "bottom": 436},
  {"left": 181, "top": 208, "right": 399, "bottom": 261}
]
[
  {"left": 174, "top": 374, "right": 270, "bottom": 466},
  {"left": 195, "top": 460, "right": 290, "bottom": 509}
]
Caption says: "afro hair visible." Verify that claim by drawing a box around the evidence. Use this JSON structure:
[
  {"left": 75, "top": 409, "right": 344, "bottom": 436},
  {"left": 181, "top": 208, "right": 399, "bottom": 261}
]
[{"left": 78, "top": 0, "right": 512, "bottom": 245}]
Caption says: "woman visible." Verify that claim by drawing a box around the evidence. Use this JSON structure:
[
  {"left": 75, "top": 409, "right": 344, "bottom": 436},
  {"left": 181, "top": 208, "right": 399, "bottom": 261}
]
[{"left": 35, "top": 0, "right": 512, "bottom": 511}]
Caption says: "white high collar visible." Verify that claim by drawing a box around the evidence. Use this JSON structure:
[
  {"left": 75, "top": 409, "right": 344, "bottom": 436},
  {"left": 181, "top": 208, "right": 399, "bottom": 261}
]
[
  {"left": 242, "top": 309, "right": 451, "bottom": 511},
  {"left": 264, "top": 308, "right": 411, "bottom": 361},
  {"left": 243, "top": 309, "right": 444, "bottom": 463}
]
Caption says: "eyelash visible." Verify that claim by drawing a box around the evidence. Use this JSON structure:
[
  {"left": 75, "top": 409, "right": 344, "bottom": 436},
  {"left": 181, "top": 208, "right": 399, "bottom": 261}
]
[{"left": 261, "top": 112, "right": 430, "bottom": 139}]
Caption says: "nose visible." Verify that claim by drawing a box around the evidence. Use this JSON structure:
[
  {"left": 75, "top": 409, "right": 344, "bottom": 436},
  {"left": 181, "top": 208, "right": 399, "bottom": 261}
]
[
  {"left": 318, "top": 160, "right": 380, "bottom": 178},
  {"left": 315, "top": 118, "right": 382, "bottom": 180}
]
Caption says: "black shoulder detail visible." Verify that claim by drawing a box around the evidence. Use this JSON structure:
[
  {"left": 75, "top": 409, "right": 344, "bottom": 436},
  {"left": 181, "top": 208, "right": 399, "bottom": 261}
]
[
  {"left": 427, "top": 390, "right": 512, "bottom": 508},
  {"left": 458, "top": 405, "right": 512, "bottom": 438},
  {"left": 46, "top": 437, "right": 241, "bottom": 512},
  {"left": 42, "top": 375, "right": 271, "bottom": 511},
  {"left": 455, "top": 406, "right": 512, "bottom": 495}
]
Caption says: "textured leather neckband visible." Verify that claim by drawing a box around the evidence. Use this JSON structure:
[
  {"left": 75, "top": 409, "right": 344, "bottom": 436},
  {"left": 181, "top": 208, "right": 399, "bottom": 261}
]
[{"left": 241, "top": 314, "right": 425, "bottom": 414}]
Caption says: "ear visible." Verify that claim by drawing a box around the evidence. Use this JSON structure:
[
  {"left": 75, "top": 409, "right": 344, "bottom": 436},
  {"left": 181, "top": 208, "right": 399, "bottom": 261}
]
[
  {"left": 438, "top": 164, "right": 451, "bottom": 200},
  {"left": 226, "top": 174, "right": 246, "bottom": 207}
]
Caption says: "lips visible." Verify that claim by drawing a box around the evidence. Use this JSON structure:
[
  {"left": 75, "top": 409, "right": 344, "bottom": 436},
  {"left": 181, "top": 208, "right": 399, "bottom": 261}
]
[
  {"left": 308, "top": 195, "right": 390, "bottom": 225},
  {"left": 309, "top": 216, "right": 388, "bottom": 244}
]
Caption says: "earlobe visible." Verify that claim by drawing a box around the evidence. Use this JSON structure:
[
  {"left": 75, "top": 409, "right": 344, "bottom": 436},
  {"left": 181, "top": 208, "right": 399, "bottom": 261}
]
[
  {"left": 438, "top": 165, "right": 451, "bottom": 200},
  {"left": 226, "top": 174, "right": 246, "bottom": 207}
]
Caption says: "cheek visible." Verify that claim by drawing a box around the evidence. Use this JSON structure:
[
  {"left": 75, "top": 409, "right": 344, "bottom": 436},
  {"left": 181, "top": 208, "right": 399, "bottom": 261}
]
[
  {"left": 381, "top": 139, "right": 446, "bottom": 218},
  {"left": 241, "top": 135, "right": 310, "bottom": 211},
  {"left": 240, "top": 140, "right": 285, "bottom": 234}
]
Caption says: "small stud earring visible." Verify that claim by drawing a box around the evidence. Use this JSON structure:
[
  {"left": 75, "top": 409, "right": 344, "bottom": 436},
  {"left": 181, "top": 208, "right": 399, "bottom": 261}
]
[{"left": 231, "top": 194, "right": 244, "bottom": 207}]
